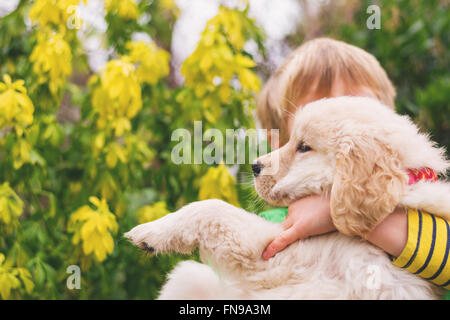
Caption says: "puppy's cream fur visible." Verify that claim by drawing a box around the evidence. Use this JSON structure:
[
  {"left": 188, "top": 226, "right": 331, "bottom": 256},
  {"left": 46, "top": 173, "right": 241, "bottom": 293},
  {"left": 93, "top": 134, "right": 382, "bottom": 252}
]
[{"left": 126, "top": 97, "right": 449, "bottom": 299}]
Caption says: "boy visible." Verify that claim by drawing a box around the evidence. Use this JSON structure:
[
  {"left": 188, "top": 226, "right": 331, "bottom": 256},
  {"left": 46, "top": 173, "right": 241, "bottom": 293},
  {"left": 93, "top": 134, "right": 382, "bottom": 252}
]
[{"left": 257, "top": 38, "right": 450, "bottom": 292}]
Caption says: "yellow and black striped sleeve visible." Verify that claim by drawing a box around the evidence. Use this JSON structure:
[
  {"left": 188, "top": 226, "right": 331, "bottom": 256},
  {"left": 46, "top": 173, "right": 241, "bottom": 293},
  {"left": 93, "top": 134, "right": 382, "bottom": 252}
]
[{"left": 392, "top": 209, "right": 450, "bottom": 290}]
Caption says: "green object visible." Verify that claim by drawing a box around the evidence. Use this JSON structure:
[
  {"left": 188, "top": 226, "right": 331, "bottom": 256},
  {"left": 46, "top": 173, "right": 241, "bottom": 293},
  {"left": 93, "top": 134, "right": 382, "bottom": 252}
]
[
  {"left": 445, "top": 291, "right": 450, "bottom": 300},
  {"left": 258, "top": 207, "right": 288, "bottom": 223}
]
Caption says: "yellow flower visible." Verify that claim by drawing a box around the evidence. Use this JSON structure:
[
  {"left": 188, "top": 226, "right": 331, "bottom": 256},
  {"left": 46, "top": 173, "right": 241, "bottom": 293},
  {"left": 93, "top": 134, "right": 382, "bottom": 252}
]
[
  {"left": 238, "top": 68, "right": 261, "bottom": 93},
  {"left": 91, "top": 57, "right": 142, "bottom": 136},
  {"left": 0, "top": 74, "right": 34, "bottom": 132},
  {"left": 214, "top": 7, "right": 246, "bottom": 51},
  {"left": 105, "top": 0, "right": 139, "bottom": 19},
  {"left": 137, "top": 201, "right": 170, "bottom": 224},
  {"left": 40, "top": 115, "right": 64, "bottom": 147},
  {"left": 159, "top": 0, "right": 180, "bottom": 17},
  {"left": 126, "top": 41, "right": 171, "bottom": 85},
  {"left": 105, "top": 141, "right": 128, "bottom": 169},
  {"left": 0, "top": 183, "right": 23, "bottom": 229},
  {"left": 0, "top": 253, "right": 34, "bottom": 299},
  {"left": 180, "top": 6, "right": 261, "bottom": 123},
  {"left": 30, "top": 32, "right": 72, "bottom": 96},
  {"left": 11, "top": 138, "right": 33, "bottom": 170},
  {"left": 68, "top": 197, "right": 118, "bottom": 262},
  {"left": 29, "top": 0, "right": 84, "bottom": 29},
  {"left": 199, "top": 164, "right": 240, "bottom": 207}
]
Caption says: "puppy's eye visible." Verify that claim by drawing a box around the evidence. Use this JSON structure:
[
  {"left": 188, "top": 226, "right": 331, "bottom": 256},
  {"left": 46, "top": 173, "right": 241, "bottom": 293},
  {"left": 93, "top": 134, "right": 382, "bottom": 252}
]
[{"left": 297, "top": 142, "right": 312, "bottom": 153}]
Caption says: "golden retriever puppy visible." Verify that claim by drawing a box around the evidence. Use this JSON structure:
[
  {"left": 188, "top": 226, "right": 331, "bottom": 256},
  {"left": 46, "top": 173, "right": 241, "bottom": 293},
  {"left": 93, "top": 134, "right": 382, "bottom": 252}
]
[
  {"left": 125, "top": 97, "right": 449, "bottom": 299},
  {"left": 254, "top": 96, "right": 450, "bottom": 237}
]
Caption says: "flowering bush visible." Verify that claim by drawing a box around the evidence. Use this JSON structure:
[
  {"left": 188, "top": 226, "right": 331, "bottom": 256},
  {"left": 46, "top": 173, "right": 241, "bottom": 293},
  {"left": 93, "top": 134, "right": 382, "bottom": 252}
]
[{"left": 0, "top": 0, "right": 262, "bottom": 299}]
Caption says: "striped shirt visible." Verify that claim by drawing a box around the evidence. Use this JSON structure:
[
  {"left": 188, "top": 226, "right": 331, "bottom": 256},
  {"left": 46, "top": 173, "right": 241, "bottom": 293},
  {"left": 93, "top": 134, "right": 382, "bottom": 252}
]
[{"left": 392, "top": 209, "right": 450, "bottom": 290}]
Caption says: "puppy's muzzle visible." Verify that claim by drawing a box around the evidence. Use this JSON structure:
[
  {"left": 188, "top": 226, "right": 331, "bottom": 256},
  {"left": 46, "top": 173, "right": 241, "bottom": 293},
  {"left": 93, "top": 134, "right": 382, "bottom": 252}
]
[{"left": 252, "top": 162, "right": 263, "bottom": 177}]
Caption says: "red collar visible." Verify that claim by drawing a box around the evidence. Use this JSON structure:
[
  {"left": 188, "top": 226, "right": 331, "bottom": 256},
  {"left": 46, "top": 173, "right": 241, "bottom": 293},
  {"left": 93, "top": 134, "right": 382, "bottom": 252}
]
[{"left": 407, "top": 167, "right": 438, "bottom": 185}]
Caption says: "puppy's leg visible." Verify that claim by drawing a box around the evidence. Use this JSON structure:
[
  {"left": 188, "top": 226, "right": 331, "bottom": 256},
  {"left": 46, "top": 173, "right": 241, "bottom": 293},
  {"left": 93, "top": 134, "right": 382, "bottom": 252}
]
[
  {"left": 125, "top": 200, "right": 210, "bottom": 255},
  {"left": 125, "top": 199, "right": 282, "bottom": 275},
  {"left": 158, "top": 260, "right": 239, "bottom": 300}
]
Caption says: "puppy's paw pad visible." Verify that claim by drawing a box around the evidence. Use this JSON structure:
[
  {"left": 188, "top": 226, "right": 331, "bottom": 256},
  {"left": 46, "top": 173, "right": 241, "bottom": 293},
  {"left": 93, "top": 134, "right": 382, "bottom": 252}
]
[{"left": 139, "top": 242, "right": 156, "bottom": 253}]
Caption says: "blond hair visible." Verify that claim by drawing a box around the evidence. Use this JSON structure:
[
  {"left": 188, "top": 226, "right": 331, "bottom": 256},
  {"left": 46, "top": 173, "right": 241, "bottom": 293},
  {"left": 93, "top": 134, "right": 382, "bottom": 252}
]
[{"left": 257, "top": 38, "right": 396, "bottom": 144}]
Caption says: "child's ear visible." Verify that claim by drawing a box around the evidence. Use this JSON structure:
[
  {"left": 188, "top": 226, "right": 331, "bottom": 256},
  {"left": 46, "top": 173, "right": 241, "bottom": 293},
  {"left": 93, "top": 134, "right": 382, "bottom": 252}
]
[{"left": 330, "top": 135, "right": 407, "bottom": 238}]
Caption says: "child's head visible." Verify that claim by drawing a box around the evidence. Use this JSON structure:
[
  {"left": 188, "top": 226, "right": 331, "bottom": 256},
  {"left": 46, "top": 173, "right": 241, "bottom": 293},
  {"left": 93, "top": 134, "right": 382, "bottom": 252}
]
[{"left": 257, "top": 38, "right": 396, "bottom": 146}]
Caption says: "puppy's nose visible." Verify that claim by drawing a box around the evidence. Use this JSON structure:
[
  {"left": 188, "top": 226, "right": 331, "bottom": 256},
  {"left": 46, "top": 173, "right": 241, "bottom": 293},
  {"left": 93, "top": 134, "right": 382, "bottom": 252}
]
[{"left": 252, "top": 162, "right": 263, "bottom": 177}]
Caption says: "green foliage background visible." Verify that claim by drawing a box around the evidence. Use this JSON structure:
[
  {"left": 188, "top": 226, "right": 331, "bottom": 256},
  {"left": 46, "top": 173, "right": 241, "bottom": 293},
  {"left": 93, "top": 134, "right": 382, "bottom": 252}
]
[{"left": 0, "top": 0, "right": 448, "bottom": 299}]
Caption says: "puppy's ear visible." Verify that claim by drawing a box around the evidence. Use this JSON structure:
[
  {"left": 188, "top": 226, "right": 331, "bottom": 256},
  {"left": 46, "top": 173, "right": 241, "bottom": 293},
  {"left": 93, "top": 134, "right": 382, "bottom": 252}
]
[{"left": 330, "top": 135, "right": 407, "bottom": 237}]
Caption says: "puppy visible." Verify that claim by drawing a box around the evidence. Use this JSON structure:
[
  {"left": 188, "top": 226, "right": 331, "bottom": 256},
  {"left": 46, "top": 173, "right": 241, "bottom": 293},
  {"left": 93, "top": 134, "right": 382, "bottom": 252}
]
[
  {"left": 253, "top": 96, "right": 450, "bottom": 237},
  {"left": 126, "top": 97, "right": 449, "bottom": 299}
]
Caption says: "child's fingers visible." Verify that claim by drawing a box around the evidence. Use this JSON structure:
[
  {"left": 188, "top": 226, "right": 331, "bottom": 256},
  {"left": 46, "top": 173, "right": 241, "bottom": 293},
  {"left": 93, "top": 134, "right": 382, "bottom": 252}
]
[
  {"left": 280, "top": 219, "right": 292, "bottom": 230},
  {"left": 262, "top": 227, "right": 299, "bottom": 260}
]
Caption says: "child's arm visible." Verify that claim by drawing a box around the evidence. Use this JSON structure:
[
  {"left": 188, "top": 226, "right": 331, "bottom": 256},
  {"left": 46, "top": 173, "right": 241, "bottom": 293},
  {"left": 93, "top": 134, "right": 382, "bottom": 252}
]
[
  {"left": 365, "top": 206, "right": 408, "bottom": 257},
  {"left": 388, "top": 208, "right": 450, "bottom": 290},
  {"left": 262, "top": 195, "right": 450, "bottom": 290}
]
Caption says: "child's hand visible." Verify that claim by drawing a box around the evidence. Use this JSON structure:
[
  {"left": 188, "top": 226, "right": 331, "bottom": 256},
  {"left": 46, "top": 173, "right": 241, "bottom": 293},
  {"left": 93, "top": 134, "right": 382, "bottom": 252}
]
[{"left": 262, "top": 195, "right": 336, "bottom": 260}]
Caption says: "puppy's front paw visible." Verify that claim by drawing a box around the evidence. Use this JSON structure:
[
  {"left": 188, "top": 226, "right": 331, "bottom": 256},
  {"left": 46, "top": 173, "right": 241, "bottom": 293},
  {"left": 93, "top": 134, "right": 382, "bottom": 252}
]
[
  {"left": 124, "top": 222, "right": 160, "bottom": 254},
  {"left": 124, "top": 211, "right": 198, "bottom": 255},
  {"left": 137, "top": 241, "right": 156, "bottom": 253}
]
